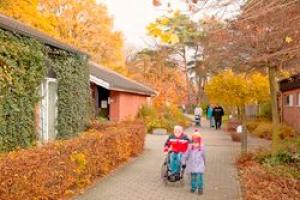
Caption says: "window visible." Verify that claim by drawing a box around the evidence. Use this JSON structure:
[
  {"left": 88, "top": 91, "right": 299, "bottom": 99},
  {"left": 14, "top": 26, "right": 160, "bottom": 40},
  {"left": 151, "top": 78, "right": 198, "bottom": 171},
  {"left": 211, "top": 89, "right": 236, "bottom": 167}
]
[{"left": 285, "top": 94, "right": 293, "bottom": 106}]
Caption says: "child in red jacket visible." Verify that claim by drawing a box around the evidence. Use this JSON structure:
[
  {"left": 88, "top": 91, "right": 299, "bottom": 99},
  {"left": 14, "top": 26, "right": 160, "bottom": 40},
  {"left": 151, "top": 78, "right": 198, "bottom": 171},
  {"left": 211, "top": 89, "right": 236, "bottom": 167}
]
[{"left": 163, "top": 125, "right": 190, "bottom": 174}]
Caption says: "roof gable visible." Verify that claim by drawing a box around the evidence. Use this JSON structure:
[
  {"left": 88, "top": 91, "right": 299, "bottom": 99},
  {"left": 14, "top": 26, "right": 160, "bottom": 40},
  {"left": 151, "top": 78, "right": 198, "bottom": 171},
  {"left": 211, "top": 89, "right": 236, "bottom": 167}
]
[
  {"left": 89, "top": 62, "right": 157, "bottom": 97},
  {"left": 279, "top": 73, "right": 300, "bottom": 92}
]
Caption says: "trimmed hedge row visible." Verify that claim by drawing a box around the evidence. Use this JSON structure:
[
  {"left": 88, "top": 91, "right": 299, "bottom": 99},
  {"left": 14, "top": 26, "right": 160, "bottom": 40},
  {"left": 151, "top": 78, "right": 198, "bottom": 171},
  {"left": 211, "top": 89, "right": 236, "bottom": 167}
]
[{"left": 0, "top": 120, "right": 145, "bottom": 200}]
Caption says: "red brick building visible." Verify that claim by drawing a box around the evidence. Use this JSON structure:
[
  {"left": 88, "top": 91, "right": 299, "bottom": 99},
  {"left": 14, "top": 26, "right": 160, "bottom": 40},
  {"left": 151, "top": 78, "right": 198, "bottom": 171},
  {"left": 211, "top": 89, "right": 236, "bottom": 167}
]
[
  {"left": 89, "top": 62, "right": 156, "bottom": 122},
  {"left": 279, "top": 73, "right": 300, "bottom": 132}
]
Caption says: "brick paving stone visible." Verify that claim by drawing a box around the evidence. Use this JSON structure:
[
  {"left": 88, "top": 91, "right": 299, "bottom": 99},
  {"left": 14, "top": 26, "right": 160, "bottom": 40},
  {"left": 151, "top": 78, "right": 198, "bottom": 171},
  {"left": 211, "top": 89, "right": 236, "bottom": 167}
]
[{"left": 74, "top": 120, "right": 255, "bottom": 200}]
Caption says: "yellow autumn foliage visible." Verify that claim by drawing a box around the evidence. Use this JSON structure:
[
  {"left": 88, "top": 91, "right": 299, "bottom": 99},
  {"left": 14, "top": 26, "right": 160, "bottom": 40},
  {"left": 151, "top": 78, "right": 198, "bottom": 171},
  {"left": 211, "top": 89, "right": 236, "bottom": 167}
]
[
  {"left": 0, "top": 0, "right": 58, "bottom": 37},
  {"left": 0, "top": 0, "right": 126, "bottom": 74},
  {"left": 205, "top": 70, "right": 270, "bottom": 107}
]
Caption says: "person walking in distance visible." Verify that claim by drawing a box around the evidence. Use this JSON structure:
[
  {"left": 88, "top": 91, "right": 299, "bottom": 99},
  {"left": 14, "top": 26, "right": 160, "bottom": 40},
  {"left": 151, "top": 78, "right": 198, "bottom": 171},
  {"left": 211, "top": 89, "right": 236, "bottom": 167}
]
[
  {"left": 207, "top": 104, "right": 215, "bottom": 128},
  {"left": 194, "top": 106, "right": 203, "bottom": 127},
  {"left": 212, "top": 105, "right": 224, "bottom": 129}
]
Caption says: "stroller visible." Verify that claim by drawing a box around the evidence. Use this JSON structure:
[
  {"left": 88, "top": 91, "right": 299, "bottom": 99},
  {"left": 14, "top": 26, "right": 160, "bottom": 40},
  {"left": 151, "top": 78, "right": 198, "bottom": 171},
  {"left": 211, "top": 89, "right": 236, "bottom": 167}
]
[
  {"left": 161, "top": 151, "right": 185, "bottom": 186},
  {"left": 195, "top": 115, "right": 201, "bottom": 127}
]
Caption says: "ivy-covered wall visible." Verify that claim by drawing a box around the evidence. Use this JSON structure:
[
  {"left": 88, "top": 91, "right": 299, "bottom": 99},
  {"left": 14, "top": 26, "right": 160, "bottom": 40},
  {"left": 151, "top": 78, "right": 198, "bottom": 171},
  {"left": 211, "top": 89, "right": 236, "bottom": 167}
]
[
  {"left": 47, "top": 48, "right": 91, "bottom": 139},
  {"left": 0, "top": 29, "right": 91, "bottom": 152},
  {"left": 0, "top": 29, "right": 46, "bottom": 152}
]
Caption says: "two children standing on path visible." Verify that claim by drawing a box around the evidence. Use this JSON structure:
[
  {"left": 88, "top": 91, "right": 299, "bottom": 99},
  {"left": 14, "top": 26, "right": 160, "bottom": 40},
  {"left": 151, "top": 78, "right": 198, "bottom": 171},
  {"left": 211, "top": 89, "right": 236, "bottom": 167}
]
[{"left": 163, "top": 127, "right": 206, "bottom": 195}]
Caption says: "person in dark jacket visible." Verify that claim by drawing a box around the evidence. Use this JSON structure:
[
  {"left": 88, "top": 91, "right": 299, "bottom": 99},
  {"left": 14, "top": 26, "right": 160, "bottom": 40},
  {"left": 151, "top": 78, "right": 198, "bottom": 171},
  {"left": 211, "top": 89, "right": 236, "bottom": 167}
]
[{"left": 212, "top": 105, "right": 224, "bottom": 130}]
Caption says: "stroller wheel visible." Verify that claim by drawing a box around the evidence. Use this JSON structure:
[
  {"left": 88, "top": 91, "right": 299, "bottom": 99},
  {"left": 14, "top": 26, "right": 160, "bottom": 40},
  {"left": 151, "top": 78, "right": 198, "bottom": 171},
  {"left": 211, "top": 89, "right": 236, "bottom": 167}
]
[{"left": 161, "top": 163, "right": 168, "bottom": 179}]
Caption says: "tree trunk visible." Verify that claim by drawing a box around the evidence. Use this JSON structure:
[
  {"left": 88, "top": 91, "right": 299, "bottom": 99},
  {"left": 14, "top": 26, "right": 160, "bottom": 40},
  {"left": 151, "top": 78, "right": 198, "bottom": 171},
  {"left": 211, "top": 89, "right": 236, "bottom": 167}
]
[
  {"left": 257, "top": 102, "right": 260, "bottom": 117},
  {"left": 241, "top": 105, "right": 248, "bottom": 153},
  {"left": 237, "top": 106, "right": 241, "bottom": 120},
  {"left": 268, "top": 66, "right": 280, "bottom": 153},
  {"left": 198, "top": 76, "right": 205, "bottom": 102},
  {"left": 183, "top": 48, "right": 192, "bottom": 111}
]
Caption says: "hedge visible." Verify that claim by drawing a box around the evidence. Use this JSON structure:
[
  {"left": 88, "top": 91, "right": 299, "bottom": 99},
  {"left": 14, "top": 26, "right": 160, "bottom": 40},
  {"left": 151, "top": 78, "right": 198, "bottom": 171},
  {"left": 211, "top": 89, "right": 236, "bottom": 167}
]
[{"left": 0, "top": 120, "right": 145, "bottom": 200}]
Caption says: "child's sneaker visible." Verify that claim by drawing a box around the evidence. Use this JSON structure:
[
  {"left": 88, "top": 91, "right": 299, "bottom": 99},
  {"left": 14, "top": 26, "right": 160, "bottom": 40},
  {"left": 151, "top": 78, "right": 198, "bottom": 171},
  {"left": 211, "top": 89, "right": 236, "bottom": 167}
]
[
  {"left": 190, "top": 189, "right": 196, "bottom": 193},
  {"left": 198, "top": 189, "right": 203, "bottom": 195}
]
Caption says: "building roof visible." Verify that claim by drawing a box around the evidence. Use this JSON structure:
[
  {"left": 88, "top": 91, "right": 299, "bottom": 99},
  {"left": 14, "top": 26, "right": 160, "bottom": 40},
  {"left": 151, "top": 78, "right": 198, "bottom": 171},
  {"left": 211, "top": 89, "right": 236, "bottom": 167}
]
[
  {"left": 279, "top": 73, "right": 300, "bottom": 92},
  {"left": 0, "top": 14, "right": 86, "bottom": 55},
  {"left": 89, "top": 62, "right": 157, "bottom": 97}
]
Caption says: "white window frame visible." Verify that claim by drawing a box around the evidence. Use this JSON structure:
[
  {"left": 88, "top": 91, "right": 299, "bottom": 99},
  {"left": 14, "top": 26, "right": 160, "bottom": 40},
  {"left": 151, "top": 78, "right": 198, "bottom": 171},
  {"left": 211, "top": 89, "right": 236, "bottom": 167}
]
[
  {"left": 285, "top": 94, "right": 294, "bottom": 107},
  {"left": 40, "top": 78, "right": 58, "bottom": 143}
]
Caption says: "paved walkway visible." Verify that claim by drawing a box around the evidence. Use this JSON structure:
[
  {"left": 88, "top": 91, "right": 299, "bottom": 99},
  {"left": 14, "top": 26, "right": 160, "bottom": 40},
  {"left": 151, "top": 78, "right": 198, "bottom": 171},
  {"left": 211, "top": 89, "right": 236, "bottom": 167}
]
[{"left": 75, "top": 120, "right": 259, "bottom": 200}]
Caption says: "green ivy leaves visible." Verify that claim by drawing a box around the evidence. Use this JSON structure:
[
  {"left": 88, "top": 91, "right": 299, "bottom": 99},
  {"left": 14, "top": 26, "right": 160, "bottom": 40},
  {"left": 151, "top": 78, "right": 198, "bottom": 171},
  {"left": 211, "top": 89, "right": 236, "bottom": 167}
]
[
  {"left": 46, "top": 48, "right": 91, "bottom": 140},
  {"left": 0, "top": 29, "right": 91, "bottom": 152},
  {"left": 0, "top": 29, "right": 45, "bottom": 152}
]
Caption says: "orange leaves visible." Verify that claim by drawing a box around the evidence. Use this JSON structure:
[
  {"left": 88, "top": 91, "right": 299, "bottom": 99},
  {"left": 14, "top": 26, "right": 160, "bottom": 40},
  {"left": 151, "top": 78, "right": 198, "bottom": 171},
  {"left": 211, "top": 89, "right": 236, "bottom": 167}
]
[
  {"left": 0, "top": 120, "right": 145, "bottom": 200},
  {"left": 152, "top": 0, "right": 162, "bottom": 7},
  {"left": 0, "top": 0, "right": 126, "bottom": 74},
  {"left": 40, "top": 0, "right": 126, "bottom": 74},
  {"left": 0, "top": 0, "right": 58, "bottom": 37}
]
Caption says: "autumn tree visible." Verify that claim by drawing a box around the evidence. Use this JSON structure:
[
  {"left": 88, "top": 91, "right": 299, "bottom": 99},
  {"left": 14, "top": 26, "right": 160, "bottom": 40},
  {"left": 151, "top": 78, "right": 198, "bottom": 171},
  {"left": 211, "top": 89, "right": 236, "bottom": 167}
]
[
  {"left": 147, "top": 12, "right": 204, "bottom": 108},
  {"left": 0, "top": 0, "right": 57, "bottom": 36},
  {"left": 152, "top": 0, "right": 242, "bottom": 16},
  {"left": 214, "top": 0, "right": 300, "bottom": 153},
  {"left": 127, "top": 46, "right": 187, "bottom": 108},
  {"left": 0, "top": 0, "right": 126, "bottom": 74},
  {"left": 40, "top": 0, "right": 126, "bottom": 73},
  {"left": 205, "top": 70, "right": 270, "bottom": 152}
]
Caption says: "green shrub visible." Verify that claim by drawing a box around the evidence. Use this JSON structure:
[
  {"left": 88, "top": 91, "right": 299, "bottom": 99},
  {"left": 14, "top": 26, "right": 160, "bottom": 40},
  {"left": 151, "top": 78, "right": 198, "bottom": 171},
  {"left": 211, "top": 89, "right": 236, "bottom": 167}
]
[
  {"left": 263, "top": 151, "right": 294, "bottom": 166},
  {"left": 138, "top": 104, "right": 158, "bottom": 119},
  {"left": 200, "top": 102, "right": 209, "bottom": 117},
  {"left": 138, "top": 105, "right": 160, "bottom": 132},
  {"left": 259, "top": 102, "right": 272, "bottom": 119},
  {"left": 138, "top": 104, "right": 189, "bottom": 133},
  {"left": 253, "top": 149, "right": 300, "bottom": 178},
  {"left": 278, "top": 136, "right": 300, "bottom": 154},
  {"left": 254, "top": 150, "right": 272, "bottom": 163}
]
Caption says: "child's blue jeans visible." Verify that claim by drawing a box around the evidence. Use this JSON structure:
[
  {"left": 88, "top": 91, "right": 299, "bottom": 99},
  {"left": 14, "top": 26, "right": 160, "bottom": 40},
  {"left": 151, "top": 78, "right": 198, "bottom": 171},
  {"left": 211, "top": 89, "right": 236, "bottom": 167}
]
[
  {"left": 169, "top": 152, "right": 182, "bottom": 174},
  {"left": 191, "top": 173, "right": 204, "bottom": 190}
]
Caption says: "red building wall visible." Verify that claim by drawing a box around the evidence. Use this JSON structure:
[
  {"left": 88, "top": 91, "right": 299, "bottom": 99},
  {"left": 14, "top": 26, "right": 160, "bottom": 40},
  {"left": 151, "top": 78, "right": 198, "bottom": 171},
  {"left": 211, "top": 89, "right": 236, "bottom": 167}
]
[
  {"left": 109, "top": 91, "right": 149, "bottom": 122},
  {"left": 281, "top": 88, "right": 300, "bottom": 132}
]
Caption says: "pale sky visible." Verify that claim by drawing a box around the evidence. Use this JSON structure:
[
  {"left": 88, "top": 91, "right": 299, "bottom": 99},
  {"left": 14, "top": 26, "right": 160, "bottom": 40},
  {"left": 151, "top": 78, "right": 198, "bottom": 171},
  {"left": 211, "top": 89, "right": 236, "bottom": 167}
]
[
  {"left": 97, "top": 0, "right": 187, "bottom": 48},
  {"left": 97, "top": 0, "right": 241, "bottom": 49}
]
